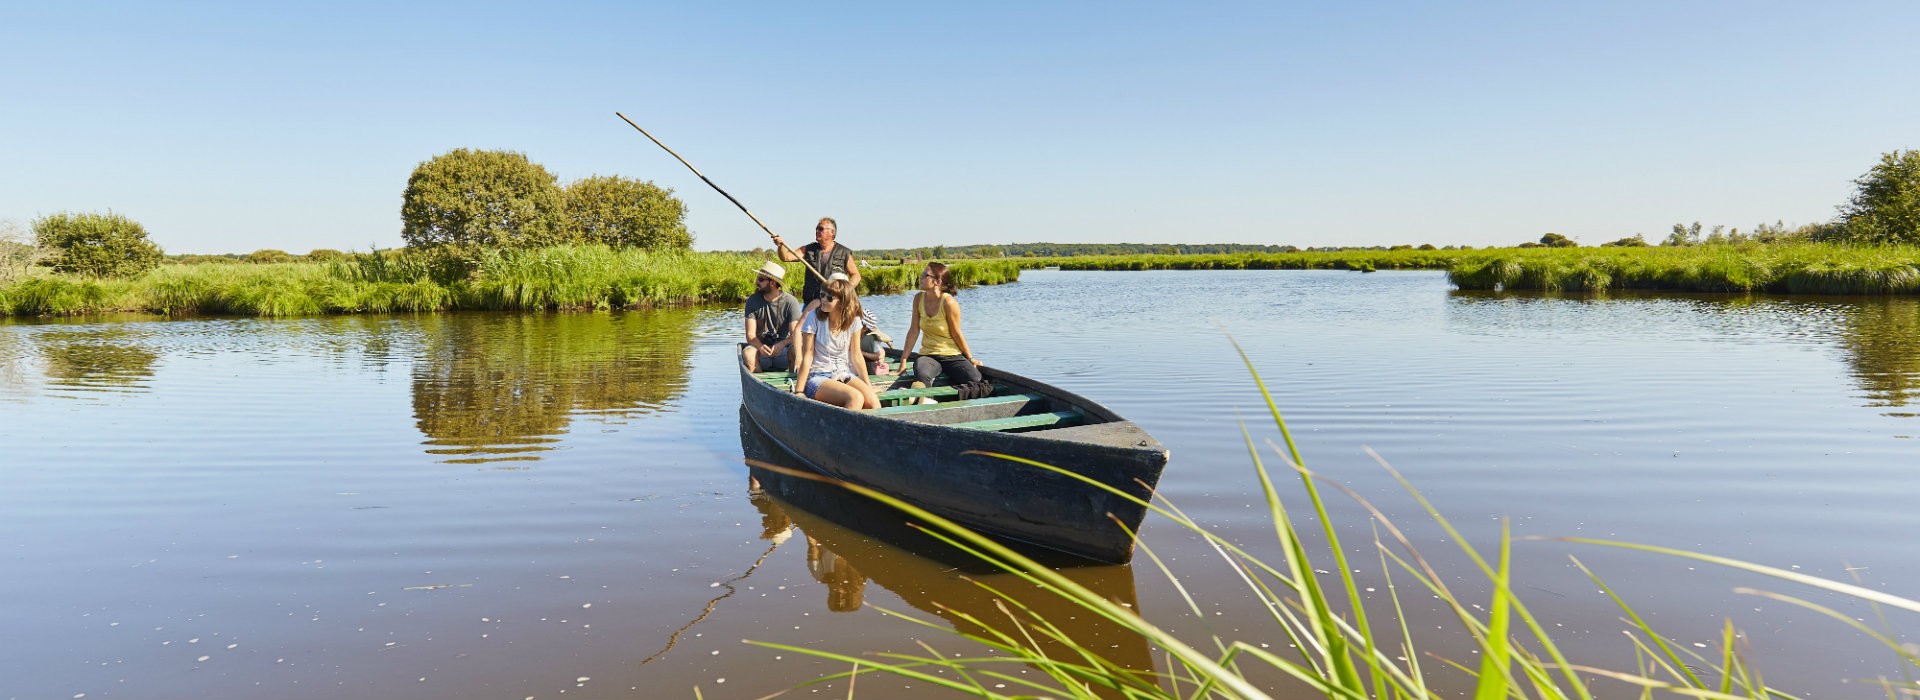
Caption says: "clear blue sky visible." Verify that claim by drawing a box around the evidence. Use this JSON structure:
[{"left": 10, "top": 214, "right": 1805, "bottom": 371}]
[{"left": 3, "top": 2, "right": 1915, "bottom": 254}]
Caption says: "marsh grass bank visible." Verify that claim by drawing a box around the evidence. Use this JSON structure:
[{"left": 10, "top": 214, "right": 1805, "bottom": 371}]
[
  {"left": 0, "top": 246, "right": 1026, "bottom": 317},
  {"left": 1031, "top": 243, "right": 1920, "bottom": 294}
]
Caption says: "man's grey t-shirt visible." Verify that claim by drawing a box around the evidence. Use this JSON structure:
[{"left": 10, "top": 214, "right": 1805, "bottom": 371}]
[{"left": 744, "top": 291, "right": 804, "bottom": 347}]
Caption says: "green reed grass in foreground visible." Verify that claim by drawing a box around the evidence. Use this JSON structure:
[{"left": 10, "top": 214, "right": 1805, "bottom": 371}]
[
  {"left": 0, "top": 246, "right": 1024, "bottom": 317},
  {"left": 742, "top": 349, "right": 1920, "bottom": 699}
]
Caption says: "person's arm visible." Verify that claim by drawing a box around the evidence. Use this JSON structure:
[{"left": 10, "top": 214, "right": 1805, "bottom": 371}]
[
  {"left": 791, "top": 304, "right": 818, "bottom": 393},
  {"left": 892, "top": 293, "right": 924, "bottom": 375},
  {"left": 771, "top": 318, "right": 798, "bottom": 355},
  {"left": 853, "top": 329, "right": 872, "bottom": 384},
  {"left": 945, "top": 296, "right": 979, "bottom": 366},
  {"left": 745, "top": 315, "right": 769, "bottom": 356},
  {"left": 774, "top": 238, "right": 801, "bottom": 263},
  {"left": 846, "top": 253, "right": 862, "bottom": 289}
]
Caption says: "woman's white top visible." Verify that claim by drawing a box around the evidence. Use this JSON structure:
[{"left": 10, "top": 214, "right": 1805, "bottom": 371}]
[{"left": 801, "top": 311, "right": 855, "bottom": 380}]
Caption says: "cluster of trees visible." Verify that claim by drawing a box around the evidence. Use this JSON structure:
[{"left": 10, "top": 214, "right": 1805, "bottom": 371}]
[{"left": 400, "top": 149, "right": 690, "bottom": 251}]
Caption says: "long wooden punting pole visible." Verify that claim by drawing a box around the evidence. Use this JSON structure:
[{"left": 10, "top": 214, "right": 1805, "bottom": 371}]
[{"left": 615, "top": 112, "right": 825, "bottom": 286}]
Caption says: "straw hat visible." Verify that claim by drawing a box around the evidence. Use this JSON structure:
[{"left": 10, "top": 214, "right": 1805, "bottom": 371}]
[{"left": 755, "top": 261, "right": 786, "bottom": 282}]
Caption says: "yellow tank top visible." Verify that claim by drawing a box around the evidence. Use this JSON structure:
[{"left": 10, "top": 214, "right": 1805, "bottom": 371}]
[{"left": 917, "top": 293, "right": 961, "bottom": 357}]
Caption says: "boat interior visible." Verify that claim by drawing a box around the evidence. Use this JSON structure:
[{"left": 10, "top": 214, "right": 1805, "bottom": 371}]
[{"left": 752, "top": 366, "right": 1095, "bottom": 434}]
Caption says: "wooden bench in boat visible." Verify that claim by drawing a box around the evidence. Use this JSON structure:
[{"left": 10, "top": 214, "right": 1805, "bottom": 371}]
[
  {"left": 757, "top": 371, "right": 1072, "bottom": 431},
  {"left": 873, "top": 392, "right": 1043, "bottom": 415},
  {"left": 758, "top": 370, "right": 913, "bottom": 391},
  {"left": 948, "top": 410, "right": 1085, "bottom": 432}
]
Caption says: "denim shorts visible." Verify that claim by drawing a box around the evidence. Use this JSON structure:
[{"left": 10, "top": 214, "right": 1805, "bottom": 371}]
[
  {"left": 798, "top": 368, "right": 852, "bottom": 395},
  {"left": 803, "top": 372, "right": 835, "bottom": 398}
]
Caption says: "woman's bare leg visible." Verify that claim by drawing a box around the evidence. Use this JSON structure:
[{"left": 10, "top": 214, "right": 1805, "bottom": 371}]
[{"left": 812, "top": 380, "right": 863, "bottom": 409}]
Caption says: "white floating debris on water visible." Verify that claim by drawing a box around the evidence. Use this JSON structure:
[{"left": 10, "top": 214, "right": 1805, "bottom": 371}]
[
  {"left": 581, "top": 603, "right": 591, "bottom": 609},
  {"left": 226, "top": 644, "right": 237, "bottom": 649},
  {"left": 188, "top": 638, "right": 199, "bottom": 644},
  {"left": 197, "top": 655, "right": 210, "bottom": 662},
  {"left": 1692, "top": 642, "right": 1707, "bottom": 648},
  {"left": 576, "top": 676, "right": 590, "bottom": 682}
]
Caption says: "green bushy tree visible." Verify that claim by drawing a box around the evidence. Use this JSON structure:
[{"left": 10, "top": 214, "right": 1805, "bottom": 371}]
[
  {"left": 1539, "top": 232, "right": 1577, "bottom": 248},
  {"left": 1838, "top": 149, "right": 1920, "bottom": 244},
  {"left": 562, "top": 175, "right": 691, "bottom": 249},
  {"left": 247, "top": 249, "right": 293, "bottom": 264},
  {"left": 400, "top": 149, "right": 568, "bottom": 249},
  {"left": 1601, "top": 235, "right": 1650, "bottom": 247},
  {"left": 33, "top": 211, "right": 164, "bottom": 278}
]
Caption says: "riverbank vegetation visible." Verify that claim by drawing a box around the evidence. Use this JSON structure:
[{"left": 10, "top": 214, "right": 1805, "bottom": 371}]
[
  {"left": 753, "top": 359, "right": 1920, "bottom": 699},
  {"left": 0, "top": 246, "right": 1027, "bottom": 317}
]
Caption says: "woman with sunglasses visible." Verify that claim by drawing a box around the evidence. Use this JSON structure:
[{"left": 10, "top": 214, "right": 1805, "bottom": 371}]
[
  {"left": 886, "top": 262, "right": 983, "bottom": 389},
  {"left": 790, "top": 274, "right": 881, "bottom": 410}
]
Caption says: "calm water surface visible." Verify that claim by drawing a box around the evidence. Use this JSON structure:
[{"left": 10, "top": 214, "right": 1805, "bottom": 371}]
[{"left": 4, "top": 270, "right": 1918, "bottom": 699}]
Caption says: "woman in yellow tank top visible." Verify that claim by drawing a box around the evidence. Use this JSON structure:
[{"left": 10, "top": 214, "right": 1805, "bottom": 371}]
[{"left": 887, "top": 262, "right": 983, "bottom": 388}]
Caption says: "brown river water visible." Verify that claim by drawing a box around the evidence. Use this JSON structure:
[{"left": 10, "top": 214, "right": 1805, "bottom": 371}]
[{"left": 3, "top": 269, "right": 1918, "bottom": 699}]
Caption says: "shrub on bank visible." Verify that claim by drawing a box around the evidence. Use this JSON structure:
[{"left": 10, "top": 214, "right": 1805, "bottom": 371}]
[{"left": 33, "top": 211, "right": 164, "bottom": 278}]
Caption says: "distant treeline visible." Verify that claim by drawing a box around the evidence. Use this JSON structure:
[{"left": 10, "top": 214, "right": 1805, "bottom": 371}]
[{"left": 735, "top": 242, "right": 1363, "bottom": 260}]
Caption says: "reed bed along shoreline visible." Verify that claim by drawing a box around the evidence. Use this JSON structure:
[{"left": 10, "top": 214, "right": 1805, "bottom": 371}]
[
  {"left": 0, "top": 246, "right": 1028, "bottom": 317},
  {"left": 10, "top": 243, "right": 1920, "bottom": 317},
  {"left": 1027, "top": 243, "right": 1920, "bottom": 294}
]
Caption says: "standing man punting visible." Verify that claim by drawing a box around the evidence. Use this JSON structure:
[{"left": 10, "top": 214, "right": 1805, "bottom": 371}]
[{"left": 772, "top": 217, "right": 861, "bottom": 305}]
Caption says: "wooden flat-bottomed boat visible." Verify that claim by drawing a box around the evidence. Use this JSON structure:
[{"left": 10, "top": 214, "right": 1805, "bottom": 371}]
[{"left": 738, "top": 348, "right": 1170, "bottom": 564}]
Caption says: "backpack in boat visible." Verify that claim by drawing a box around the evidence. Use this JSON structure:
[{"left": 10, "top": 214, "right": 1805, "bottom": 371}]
[{"left": 952, "top": 379, "right": 994, "bottom": 401}]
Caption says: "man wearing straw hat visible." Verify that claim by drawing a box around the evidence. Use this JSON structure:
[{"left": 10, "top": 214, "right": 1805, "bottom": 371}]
[{"left": 743, "top": 261, "right": 803, "bottom": 372}]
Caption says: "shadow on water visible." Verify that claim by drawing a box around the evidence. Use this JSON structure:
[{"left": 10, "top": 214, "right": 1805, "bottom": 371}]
[
  {"left": 410, "top": 311, "right": 699, "bottom": 465},
  {"left": 736, "top": 409, "right": 1160, "bottom": 688}
]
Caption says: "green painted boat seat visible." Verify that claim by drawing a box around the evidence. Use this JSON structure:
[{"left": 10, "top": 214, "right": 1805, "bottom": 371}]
[
  {"left": 874, "top": 382, "right": 1018, "bottom": 403},
  {"left": 872, "top": 392, "right": 1046, "bottom": 416},
  {"left": 761, "top": 370, "right": 913, "bottom": 391},
  {"left": 946, "top": 410, "right": 1085, "bottom": 433}
]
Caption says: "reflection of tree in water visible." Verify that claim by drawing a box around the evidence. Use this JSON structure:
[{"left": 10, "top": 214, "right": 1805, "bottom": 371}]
[
  {"left": 34, "top": 328, "right": 159, "bottom": 394},
  {"left": 0, "top": 327, "right": 36, "bottom": 400},
  {"left": 1837, "top": 297, "right": 1920, "bottom": 413},
  {"left": 411, "top": 310, "right": 699, "bottom": 464}
]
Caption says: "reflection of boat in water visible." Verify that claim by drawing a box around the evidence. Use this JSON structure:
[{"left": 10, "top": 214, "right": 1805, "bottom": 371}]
[
  {"left": 740, "top": 412, "right": 1158, "bottom": 682},
  {"left": 739, "top": 348, "right": 1169, "bottom": 563}
]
